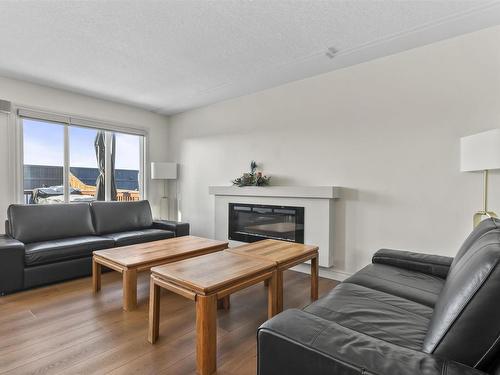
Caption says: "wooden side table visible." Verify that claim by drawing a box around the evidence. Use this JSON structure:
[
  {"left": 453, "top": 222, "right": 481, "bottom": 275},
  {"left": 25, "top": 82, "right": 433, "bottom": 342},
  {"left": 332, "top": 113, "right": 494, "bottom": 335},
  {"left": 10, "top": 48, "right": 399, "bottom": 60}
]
[
  {"left": 227, "top": 239, "right": 319, "bottom": 312},
  {"left": 148, "top": 251, "right": 277, "bottom": 375}
]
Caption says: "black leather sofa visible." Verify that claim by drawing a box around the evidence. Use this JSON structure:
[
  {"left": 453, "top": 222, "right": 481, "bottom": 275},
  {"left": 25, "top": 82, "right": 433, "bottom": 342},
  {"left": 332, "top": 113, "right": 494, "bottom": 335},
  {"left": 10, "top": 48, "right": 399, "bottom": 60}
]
[
  {"left": 0, "top": 200, "right": 189, "bottom": 295},
  {"left": 258, "top": 218, "right": 500, "bottom": 375}
]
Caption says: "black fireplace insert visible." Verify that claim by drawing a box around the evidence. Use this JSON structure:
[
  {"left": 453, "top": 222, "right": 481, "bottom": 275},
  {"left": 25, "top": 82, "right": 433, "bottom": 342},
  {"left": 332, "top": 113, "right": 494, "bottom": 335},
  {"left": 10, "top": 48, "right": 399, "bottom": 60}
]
[{"left": 228, "top": 203, "right": 304, "bottom": 243}]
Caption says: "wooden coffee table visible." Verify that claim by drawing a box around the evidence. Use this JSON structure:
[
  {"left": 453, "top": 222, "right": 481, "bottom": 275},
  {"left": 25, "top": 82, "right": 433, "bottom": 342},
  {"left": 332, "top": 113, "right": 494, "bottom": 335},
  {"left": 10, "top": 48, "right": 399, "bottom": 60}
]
[
  {"left": 227, "top": 239, "right": 319, "bottom": 312},
  {"left": 92, "top": 236, "right": 228, "bottom": 311},
  {"left": 148, "top": 251, "right": 277, "bottom": 375}
]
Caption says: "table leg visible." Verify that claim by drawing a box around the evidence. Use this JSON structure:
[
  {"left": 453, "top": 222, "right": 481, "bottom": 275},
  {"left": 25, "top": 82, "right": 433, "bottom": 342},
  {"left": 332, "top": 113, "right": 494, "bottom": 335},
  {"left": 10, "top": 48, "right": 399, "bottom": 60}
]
[
  {"left": 92, "top": 257, "right": 101, "bottom": 293},
  {"left": 311, "top": 255, "right": 319, "bottom": 301},
  {"left": 196, "top": 294, "right": 217, "bottom": 375},
  {"left": 148, "top": 277, "right": 161, "bottom": 344},
  {"left": 217, "top": 295, "right": 230, "bottom": 310},
  {"left": 268, "top": 271, "right": 278, "bottom": 318},
  {"left": 275, "top": 270, "right": 284, "bottom": 314},
  {"left": 123, "top": 268, "right": 137, "bottom": 311}
]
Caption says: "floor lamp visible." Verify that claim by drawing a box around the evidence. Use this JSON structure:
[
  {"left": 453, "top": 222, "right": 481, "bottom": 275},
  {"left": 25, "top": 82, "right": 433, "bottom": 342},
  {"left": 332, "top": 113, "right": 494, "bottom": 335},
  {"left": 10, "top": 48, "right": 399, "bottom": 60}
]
[
  {"left": 151, "top": 162, "right": 177, "bottom": 220},
  {"left": 461, "top": 129, "right": 500, "bottom": 228}
]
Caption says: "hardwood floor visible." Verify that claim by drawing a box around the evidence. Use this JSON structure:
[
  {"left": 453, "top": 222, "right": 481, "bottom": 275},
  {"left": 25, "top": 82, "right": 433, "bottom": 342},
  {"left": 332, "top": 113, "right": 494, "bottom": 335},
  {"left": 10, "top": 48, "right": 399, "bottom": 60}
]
[{"left": 0, "top": 270, "right": 337, "bottom": 375}]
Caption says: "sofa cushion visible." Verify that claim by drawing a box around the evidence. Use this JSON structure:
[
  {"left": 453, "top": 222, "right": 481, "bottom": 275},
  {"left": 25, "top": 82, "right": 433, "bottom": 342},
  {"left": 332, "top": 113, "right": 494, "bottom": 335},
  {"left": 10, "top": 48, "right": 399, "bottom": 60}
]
[
  {"left": 304, "top": 282, "right": 432, "bottom": 350},
  {"left": 102, "top": 229, "right": 174, "bottom": 247},
  {"left": 423, "top": 228, "right": 500, "bottom": 370},
  {"left": 25, "top": 236, "right": 114, "bottom": 267},
  {"left": 8, "top": 203, "right": 95, "bottom": 244},
  {"left": 345, "top": 263, "right": 445, "bottom": 307},
  {"left": 90, "top": 201, "right": 153, "bottom": 235},
  {"left": 258, "top": 309, "right": 485, "bottom": 375}
]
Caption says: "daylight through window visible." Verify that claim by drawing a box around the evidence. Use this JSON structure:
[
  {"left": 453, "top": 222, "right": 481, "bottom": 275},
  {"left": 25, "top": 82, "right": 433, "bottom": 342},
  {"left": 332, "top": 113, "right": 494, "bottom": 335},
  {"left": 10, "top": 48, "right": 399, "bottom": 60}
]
[{"left": 22, "top": 116, "right": 144, "bottom": 204}]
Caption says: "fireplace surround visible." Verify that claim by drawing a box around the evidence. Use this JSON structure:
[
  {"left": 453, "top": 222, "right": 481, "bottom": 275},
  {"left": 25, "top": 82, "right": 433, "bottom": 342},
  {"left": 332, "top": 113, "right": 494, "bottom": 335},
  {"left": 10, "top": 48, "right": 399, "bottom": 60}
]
[{"left": 209, "top": 186, "right": 338, "bottom": 267}]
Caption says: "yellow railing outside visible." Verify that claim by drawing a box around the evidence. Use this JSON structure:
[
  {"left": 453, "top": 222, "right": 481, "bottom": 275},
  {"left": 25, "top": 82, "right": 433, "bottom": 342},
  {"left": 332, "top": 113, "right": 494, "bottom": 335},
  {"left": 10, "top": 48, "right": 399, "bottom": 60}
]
[{"left": 69, "top": 173, "right": 139, "bottom": 201}]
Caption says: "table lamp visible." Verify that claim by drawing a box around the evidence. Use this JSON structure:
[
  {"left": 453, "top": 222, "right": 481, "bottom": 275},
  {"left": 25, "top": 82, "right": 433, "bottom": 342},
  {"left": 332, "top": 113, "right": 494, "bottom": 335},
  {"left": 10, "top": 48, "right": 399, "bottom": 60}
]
[
  {"left": 151, "top": 162, "right": 177, "bottom": 219},
  {"left": 460, "top": 129, "right": 500, "bottom": 227}
]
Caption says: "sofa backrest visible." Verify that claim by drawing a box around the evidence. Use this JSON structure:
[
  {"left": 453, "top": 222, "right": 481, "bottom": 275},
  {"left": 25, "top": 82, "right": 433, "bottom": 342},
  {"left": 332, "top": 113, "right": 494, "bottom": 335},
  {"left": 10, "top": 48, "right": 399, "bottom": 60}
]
[
  {"left": 90, "top": 200, "right": 153, "bottom": 235},
  {"left": 423, "top": 227, "right": 500, "bottom": 371},
  {"left": 450, "top": 217, "right": 498, "bottom": 270},
  {"left": 7, "top": 203, "right": 95, "bottom": 244}
]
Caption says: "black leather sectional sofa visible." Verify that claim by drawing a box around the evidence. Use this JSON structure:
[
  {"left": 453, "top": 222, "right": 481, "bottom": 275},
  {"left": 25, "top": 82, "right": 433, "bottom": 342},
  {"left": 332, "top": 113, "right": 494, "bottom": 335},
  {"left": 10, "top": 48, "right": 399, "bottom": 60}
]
[
  {"left": 258, "top": 218, "right": 500, "bottom": 375},
  {"left": 0, "top": 200, "right": 189, "bottom": 295}
]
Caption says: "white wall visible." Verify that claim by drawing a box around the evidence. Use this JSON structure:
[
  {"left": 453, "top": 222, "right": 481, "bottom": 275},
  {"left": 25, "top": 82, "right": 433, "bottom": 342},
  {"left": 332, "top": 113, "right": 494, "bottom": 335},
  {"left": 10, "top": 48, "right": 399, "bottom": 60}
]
[
  {"left": 167, "top": 25, "right": 500, "bottom": 276},
  {"left": 0, "top": 76, "right": 170, "bottom": 231}
]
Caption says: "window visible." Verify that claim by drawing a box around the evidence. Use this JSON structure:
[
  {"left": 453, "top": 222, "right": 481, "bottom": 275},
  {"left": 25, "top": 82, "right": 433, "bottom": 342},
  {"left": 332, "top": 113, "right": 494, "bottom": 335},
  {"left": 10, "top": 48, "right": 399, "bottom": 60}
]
[
  {"left": 69, "top": 126, "right": 100, "bottom": 202},
  {"left": 20, "top": 110, "right": 145, "bottom": 204},
  {"left": 114, "top": 133, "right": 143, "bottom": 202},
  {"left": 23, "top": 119, "right": 65, "bottom": 204}
]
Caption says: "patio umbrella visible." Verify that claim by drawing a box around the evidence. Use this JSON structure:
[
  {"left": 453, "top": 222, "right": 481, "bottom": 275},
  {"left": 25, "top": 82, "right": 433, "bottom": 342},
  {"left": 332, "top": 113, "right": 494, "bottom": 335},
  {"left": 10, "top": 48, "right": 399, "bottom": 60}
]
[
  {"left": 94, "top": 131, "right": 118, "bottom": 201},
  {"left": 110, "top": 133, "right": 117, "bottom": 200},
  {"left": 94, "top": 131, "right": 105, "bottom": 201}
]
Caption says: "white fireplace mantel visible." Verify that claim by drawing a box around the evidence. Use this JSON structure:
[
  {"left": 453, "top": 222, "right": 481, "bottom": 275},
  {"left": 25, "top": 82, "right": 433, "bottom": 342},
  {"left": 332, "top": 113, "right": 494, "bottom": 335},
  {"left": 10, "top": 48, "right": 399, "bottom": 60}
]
[
  {"left": 208, "top": 186, "right": 340, "bottom": 199},
  {"left": 209, "top": 185, "right": 339, "bottom": 268}
]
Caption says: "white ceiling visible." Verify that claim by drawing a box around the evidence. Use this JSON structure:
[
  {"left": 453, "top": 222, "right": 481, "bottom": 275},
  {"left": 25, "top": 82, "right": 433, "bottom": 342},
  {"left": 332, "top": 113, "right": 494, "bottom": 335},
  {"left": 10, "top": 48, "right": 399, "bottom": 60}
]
[{"left": 0, "top": 0, "right": 499, "bottom": 115}]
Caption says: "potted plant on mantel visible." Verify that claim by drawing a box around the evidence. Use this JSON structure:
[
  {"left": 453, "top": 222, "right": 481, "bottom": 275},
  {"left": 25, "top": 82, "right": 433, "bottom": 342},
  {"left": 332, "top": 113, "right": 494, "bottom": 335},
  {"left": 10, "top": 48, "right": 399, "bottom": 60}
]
[{"left": 232, "top": 161, "right": 271, "bottom": 187}]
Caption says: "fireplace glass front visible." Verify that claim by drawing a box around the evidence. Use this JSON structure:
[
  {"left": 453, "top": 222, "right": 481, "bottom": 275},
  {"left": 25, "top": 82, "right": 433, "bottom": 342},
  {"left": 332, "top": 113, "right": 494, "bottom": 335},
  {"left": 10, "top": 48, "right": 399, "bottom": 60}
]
[{"left": 228, "top": 203, "right": 304, "bottom": 243}]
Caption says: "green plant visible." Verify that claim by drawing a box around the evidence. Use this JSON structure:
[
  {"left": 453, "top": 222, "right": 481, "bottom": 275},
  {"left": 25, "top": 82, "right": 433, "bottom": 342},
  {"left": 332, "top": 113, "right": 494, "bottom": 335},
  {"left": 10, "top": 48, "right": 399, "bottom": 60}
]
[{"left": 232, "top": 160, "right": 271, "bottom": 187}]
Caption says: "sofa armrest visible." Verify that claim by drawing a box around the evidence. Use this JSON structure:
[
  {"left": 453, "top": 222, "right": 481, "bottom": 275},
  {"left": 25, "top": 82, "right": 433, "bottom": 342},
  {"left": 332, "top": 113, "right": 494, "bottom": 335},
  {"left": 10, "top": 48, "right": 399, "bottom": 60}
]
[
  {"left": 0, "top": 235, "right": 25, "bottom": 294},
  {"left": 372, "top": 248, "right": 453, "bottom": 278},
  {"left": 152, "top": 220, "right": 190, "bottom": 237},
  {"left": 258, "top": 309, "right": 485, "bottom": 375},
  {"left": 5, "top": 220, "right": 11, "bottom": 236}
]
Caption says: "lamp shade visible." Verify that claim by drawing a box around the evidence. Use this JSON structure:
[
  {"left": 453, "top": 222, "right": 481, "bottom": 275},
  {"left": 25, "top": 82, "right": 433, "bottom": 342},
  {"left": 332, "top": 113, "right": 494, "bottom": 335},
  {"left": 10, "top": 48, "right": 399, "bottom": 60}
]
[
  {"left": 151, "top": 162, "right": 177, "bottom": 179},
  {"left": 460, "top": 129, "right": 500, "bottom": 172}
]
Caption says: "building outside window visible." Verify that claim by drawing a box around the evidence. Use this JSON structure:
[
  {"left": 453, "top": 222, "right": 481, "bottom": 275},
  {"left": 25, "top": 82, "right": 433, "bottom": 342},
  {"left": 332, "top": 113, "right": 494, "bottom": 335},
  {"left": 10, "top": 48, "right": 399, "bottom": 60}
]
[{"left": 21, "top": 113, "right": 145, "bottom": 204}]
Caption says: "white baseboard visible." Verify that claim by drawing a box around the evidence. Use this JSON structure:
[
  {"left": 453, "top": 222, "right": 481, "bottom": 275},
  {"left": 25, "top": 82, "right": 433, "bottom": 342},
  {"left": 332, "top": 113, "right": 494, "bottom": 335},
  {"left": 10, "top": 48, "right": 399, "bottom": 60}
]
[{"left": 290, "top": 263, "right": 352, "bottom": 282}]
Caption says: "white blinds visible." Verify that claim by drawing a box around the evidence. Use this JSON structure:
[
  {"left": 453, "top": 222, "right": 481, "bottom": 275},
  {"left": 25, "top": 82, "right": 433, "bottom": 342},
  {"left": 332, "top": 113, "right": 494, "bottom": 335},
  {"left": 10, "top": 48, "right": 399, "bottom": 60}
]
[
  {"left": 17, "top": 107, "right": 147, "bottom": 136},
  {"left": 17, "top": 108, "right": 69, "bottom": 125}
]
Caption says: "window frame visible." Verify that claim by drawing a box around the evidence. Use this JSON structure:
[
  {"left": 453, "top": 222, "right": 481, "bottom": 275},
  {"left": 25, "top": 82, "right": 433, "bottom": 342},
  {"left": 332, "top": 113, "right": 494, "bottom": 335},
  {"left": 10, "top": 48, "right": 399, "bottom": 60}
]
[{"left": 15, "top": 106, "right": 148, "bottom": 204}]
